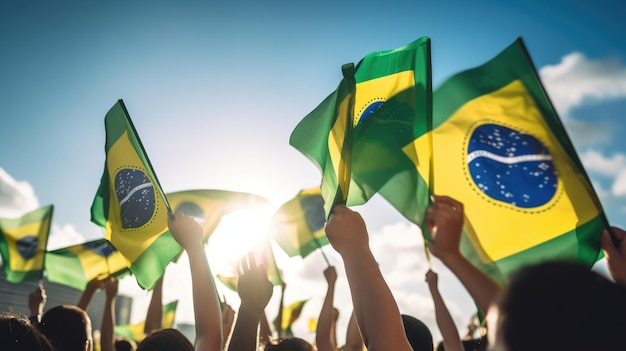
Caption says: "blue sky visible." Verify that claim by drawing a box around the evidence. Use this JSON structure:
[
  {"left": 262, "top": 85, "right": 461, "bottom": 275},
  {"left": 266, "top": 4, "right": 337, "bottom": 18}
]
[{"left": 1, "top": 0, "right": 626, "bottom": 345}]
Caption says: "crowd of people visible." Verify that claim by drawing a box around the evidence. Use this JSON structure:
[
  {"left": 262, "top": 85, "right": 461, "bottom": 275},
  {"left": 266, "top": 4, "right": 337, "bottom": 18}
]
[{"left": 2, "top": 194, "right": 626, "bottom": 350}]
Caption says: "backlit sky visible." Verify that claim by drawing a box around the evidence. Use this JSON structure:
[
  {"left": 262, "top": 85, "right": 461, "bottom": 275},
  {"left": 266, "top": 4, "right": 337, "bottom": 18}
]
[{"left": 1, "top": 0, "right": 626, "bottom": 345}]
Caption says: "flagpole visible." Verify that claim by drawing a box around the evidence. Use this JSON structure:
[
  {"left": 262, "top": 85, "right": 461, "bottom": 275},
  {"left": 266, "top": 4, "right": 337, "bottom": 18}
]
[{"left": 309, "top": 230, "right": 331, "bottom": 266}]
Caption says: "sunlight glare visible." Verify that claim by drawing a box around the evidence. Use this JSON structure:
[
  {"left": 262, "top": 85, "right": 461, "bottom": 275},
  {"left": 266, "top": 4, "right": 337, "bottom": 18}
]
[{"left": 205, "top": 206, "right": 276, "bottom": 274}]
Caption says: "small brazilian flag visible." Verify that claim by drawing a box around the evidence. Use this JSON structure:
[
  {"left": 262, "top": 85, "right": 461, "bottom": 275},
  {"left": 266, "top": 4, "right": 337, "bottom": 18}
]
[
  {"left": 166, "top": 189, "right": 271, "bottom": 242},
  {"left": 115, "top": 300, "right": 178, "bottom": 341},
  {"left": 45, "top": 239, "right": 129, "bottom": 291},
  {"left": 270, "top": 188, "right": 327, "bottom": 258},
  {"left": 273, "top": 299, "right": 308, "bottom": 336},
  {"left": 0, "top": 205, "right": 53, "bottom": 283},
  {"left": 290, "top": 37, "right": 432, "bottom": 219},
  {"left": 403, "top": 37, "right": 606, "bottom": 284},
  {"left": 91, "top": 100, "right": 181, "bottom": 290}
]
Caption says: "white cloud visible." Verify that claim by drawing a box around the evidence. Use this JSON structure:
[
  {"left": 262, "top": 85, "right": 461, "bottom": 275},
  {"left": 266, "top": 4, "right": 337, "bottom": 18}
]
[
  {"left": 0, "top": 167, "right": 39, "bottom": 218},
  {"left": 47, "top": 223, "right": 89, "bottom": 251},
  {"left": 540, "top": 53, "right": 626, "bottom": 147},
  {"left": 580, "top": 150, "right": 626, "bottom": 197},
  {"left": 580, "top": 150, "right": 626, "bottom": 176},
  {"left": 540, "top": 52, "right": 626, "bottom": 117}
]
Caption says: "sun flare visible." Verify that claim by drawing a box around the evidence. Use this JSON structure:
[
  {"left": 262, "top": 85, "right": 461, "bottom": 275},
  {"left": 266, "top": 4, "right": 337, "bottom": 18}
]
[{"left": 205, "top": 206, "right": 276, "bottom": 274}]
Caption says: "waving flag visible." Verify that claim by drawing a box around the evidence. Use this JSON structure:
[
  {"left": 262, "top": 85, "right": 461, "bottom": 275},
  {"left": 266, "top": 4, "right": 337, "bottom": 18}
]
[
  {"left": 0, "top": 205, "right": 53, "bottom": 283},
  {"left": 270, "top": 188, "right": 327, "bottom": 258},
  {"left": 45, "top": 239, "right": 129, "bottom": 290},
  {"left": 290, "top": 37, "right": 432, "bottom": 219},
  {"left": 402, "top": 38, "right": 606, "bottom": 283},
  {"left": 273, "top": 300, "right": 308, "bottom": 336},
  {"left": 91, "top": 100, "right": 181, "bottom": 290},
  {"left": 166, "top": 189, "right": 271, "bottom": 242}
]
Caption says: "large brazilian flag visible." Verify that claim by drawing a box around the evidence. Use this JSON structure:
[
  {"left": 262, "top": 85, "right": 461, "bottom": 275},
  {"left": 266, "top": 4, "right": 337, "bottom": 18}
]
[
  {"left": 403, "top": 38, "right": 606, "bottom": 284},
  {"left": 91, "top": 100, "right": 181, "bottom": 290},
  {"left": 45, "top": 239, "right": 129, "bottom": 291},
  {"left": 0, "top": 205, "right": 53, "bottom": 283},
  {"left": 270, "top": 188, "right": 327, "bottom": 259},
  {"left": 290, "top": 37, "right": 432, "bottom": 220}
]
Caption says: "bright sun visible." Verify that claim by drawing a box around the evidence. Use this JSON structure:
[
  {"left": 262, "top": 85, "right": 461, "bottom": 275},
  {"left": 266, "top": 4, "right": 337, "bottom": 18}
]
[{"left": 205, "top": 206, "right": 277, "bottom": 275}]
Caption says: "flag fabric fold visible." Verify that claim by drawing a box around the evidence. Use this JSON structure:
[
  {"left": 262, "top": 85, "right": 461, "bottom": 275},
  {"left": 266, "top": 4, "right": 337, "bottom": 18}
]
[
  {"left": 270, "top": 188, "right": 327, "bottom": 259},
  {"left": 0, "top": 205, "right": 53, "bottom": 283},
  {"left": 45, "top": 239, "right": 129, "bottom": 291},
  {"left": 290, "top": 37, "right": 432, "bottom": 220},
  {"left": 402, "top": 37, "right": 606, "bottom": 284},
  {"left": 91, "top": 99, "right": 181, "bottom": 290}
]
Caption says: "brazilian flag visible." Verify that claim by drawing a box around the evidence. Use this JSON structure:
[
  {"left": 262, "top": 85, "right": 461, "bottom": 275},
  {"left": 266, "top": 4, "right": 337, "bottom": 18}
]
[
  {"left": 166, "top": 189, "right": 271, "bottom": 242},
  {"left": 0, "top": 205, "right": 53, "bottom": 283},
  {"left": 270, "top": 188, "right": 328, "bottom": 258},
  {"left": 273, "top": 300, "right": 308, "bottom": 337},
  {"left": 91, "top": 100, "right": 181, "bottom": 290},
  {"left": 45, "top": 239, "right": 129, "bottom": 291},
  {"left": 290, "top": 37, "right": 432, "bottom": 219},
  {"left": 115, "top": 300, "right": 178, "bottom": 342},
  {"left": 403, "top": 38, "right": 606, "bottom": 284}
]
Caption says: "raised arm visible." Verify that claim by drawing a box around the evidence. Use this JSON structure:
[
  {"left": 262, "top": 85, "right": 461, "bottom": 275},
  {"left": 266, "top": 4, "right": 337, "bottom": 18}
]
[
  {"left": 221, "top": 297, "right": 235, "bottom": 348},
  {"left": 343, "top": 309, "right": 364, "bottom": 351},
  {"left": 144, "top": 276, "right": 163, "bottom": 335},
  {"left": 316, "top": 266, "right": 338, "bottom": 351},
  {"left": 28, "top": 284, "right": 47, "bottom": 325},
  {"left": 76, "top": 278, "right": 105, "bottom": 311},
  {"left": 100, "top": 276, "right": 118, "bottom": 351},
  {"left": 601, "top": 227, "right": 626, "bottom": 285},
  {"left": 227, "top": 254, "right": 273, "bottom": 351},
  {"left": 168, "top": 212, "right": 223, "bottom": 351},
  {"left": 426, "top": 195, "right": 500, "bottom": 315},
  {"left": 325, "top": 205, "right": 412, "bottom": 351},
  {"left": 426, "top": 269, "right": 464, "bottom": 351}
]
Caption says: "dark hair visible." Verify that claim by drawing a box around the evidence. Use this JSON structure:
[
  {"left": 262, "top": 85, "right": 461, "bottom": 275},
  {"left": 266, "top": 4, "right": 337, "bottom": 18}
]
[
  {"left": 39, "top": 305, "right": 92, "bottom": 351},
  {"left": 0, "top": 312, "right": 55, "bottom": 351},
  {"left": 401, "top": 314, "right": 433, "bottom": 351},
  {"left": 264, "top": 337, "right": 314, "bottom": 351},
  {"left": 136, "top": 328, "right": 193, "bottom": 351},
  {"left": 496, "top": 261, "right": 626, "bottom": 351},
  {"left": 115, "top": 337, "right": 137, "bottom": 351}
]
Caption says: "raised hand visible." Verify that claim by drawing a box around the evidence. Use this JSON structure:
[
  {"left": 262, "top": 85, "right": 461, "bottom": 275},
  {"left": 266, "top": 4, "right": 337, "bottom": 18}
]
[
  {"left": 325, "top": 205, "right": 369, "bottom": 259},
  {"left": 601, "top": 227, "right": 626, "bottom": 285},
  {"left": 237, "top": 253, "right": 273, "bottom": 317},
  {"left": 168, "top": 211, "right": 203, "bottom": 250},
  {"left": 425, "top": 269, "right": 438, "bottom": 289},
  {"left": 28, "top": 284, "right": 47, "bottom": 317},
  {"left": 323, "top": 266, "right": 337, "bottom": 285},
  {"left": 426, "top": 195, "right": 464, "bottom": 261}
]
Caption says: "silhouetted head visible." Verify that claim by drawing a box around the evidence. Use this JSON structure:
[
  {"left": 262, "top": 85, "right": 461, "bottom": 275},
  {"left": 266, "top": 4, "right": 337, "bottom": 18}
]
[
  {"left": 402, "top": 314, "right": 433, "bottom": 351},
  {"left": 489, "top": 261, "right": 626, "bottom": 351},
  {"left": 0, "top": 312, "right": 54, "bottom": 351},
  {"left": 39, "top": 305, "right": 92, "bottom": 351},
  {"left": 264, "top": 337, "right": 314, "bottom": 351},
  {"left": 115, "top": 337, "right": 137, "bottom": 351},
  {"left": 137, "top": 328, "right": 193, "bottom": 351}
]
